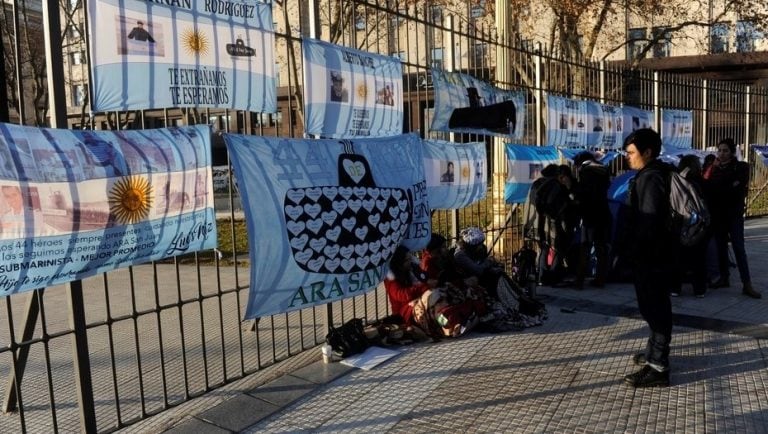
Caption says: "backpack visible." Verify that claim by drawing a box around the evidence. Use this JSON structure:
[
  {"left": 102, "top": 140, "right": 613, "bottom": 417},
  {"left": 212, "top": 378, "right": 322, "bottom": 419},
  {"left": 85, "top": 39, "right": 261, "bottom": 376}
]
[
  {"left": 531, "top": 177, "right": 562, "bottom": 219},
  {"left": 668, "top": 168, "right": 710, "bottom": 247}
]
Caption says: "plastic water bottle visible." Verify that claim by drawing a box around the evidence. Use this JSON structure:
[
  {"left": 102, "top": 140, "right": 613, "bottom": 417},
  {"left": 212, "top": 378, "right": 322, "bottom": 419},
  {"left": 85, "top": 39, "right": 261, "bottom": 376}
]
[{"left": 321, "top": 344, "right": 332, "bottom": 363}]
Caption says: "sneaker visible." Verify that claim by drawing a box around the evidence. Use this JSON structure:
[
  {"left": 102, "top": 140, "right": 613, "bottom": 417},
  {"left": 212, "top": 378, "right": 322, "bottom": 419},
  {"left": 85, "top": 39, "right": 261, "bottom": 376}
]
[
  {"left": 743, "top": 282, "right": 762, "bottom": 299},
  {"left": 632, "top": 353, "right": 647, "bottom": 366},
  {"left": 624, "top": 365, "right": 670, "bottom": 388},
  {"left": 710, "top": 277, "right": 730, "bottom": 289},
  {"left": 670, "top": 291, "right": 680, "bottom": 297},
  {"left": 695, "top": 293, "right": 705, "bottom": 299}
]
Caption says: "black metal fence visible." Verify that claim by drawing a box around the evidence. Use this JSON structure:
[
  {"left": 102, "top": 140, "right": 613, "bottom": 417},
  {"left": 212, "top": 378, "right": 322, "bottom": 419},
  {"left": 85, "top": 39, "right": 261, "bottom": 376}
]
[{"left": 2, "top": 0, "right": 768, "bottom": 431}]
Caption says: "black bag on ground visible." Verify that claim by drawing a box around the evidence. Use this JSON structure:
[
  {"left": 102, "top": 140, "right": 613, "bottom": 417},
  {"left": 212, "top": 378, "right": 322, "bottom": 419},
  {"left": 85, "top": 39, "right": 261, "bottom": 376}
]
[{"left": 325, "top": 318, "right": 370, "bottom": 358}]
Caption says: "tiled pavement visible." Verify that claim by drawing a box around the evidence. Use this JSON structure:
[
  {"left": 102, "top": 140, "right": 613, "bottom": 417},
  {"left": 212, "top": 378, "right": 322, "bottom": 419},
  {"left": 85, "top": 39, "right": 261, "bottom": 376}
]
[{"left": 148, "top": 218, "right": 768, "bottom": 433}]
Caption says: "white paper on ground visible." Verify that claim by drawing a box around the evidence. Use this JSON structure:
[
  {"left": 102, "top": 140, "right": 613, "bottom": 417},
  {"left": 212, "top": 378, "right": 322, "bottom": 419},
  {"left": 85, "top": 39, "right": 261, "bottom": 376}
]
[{"left": 340, "top": 346, "right": 401, "bottom": 370}]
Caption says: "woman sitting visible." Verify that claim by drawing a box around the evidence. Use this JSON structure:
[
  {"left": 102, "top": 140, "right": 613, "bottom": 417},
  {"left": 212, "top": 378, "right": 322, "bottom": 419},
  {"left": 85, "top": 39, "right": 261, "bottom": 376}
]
[
  {"left": 384, "top": 245, "right": 431, "bottom": 326},
  {"left": 386, "top": 245, "right": 483, "bottom": 338}
]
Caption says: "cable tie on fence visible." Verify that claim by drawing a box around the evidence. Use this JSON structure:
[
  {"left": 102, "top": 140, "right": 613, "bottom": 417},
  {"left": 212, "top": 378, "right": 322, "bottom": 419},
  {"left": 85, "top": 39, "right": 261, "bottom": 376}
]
[{"left": 214, "top": 248, "right": 224, "bottom": 260}]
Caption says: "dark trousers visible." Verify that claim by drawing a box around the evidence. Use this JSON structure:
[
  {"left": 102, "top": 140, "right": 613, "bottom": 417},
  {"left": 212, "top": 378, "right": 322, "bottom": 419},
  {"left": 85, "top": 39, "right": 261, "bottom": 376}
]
[
  {"left": 673, "top": 239, "right": 708, "bottom": 295},
  {"left": 714, "top": 215, "right": 751, "bottom": 284},
  {"left": 634, "top": 267, "right": 673, "bottom": 370}
]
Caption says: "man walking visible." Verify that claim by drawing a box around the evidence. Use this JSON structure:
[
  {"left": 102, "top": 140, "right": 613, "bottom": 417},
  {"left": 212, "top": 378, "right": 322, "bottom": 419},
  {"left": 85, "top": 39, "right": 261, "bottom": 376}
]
[{"left": 622, "top": 129, "right": 674, "bottom": 388}]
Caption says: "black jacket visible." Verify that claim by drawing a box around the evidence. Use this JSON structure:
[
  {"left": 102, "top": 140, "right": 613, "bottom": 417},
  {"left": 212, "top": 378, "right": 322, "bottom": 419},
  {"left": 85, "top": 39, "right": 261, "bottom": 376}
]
[
  {"left": 575, "top": 161, "right": 611, "bottom": 226},
  {"left": 704, "top": 159, "right": 749, "bottom": 222},
  {"left": 626, "top": 159, "right": 676, "bottom": 267}
]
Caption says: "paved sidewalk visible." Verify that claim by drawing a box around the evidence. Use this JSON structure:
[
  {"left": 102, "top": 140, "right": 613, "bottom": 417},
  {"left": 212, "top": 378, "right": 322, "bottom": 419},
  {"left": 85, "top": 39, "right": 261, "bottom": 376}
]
[{"left": 156, "top": 218, "right": 768, "bottom": 433}]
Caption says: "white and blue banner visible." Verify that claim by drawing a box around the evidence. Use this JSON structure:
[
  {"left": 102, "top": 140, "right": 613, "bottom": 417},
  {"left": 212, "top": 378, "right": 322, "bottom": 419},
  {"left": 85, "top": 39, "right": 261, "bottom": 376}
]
[
  {"left": 661, "top": 109, "right": 693, "bottom": 149},
  {"left": 753, "top": 145, "right": 768, "bottom": 166},
  {"left": 302, "top": 39, "right": 403, "bottom": 138},
  {"left": 422, "top": 140, "right": 486, "bottom": 209},
  {"left": 0, "top": 123, "right": 216, "bottom": 297},
  {"left": 225, "top": 133, "right": 429, "bottom": 319},
  {"left": 546, "top": 95, "right": 590, "bottom": 147},
  {"left": 88, "top": 0, "right": 275, "bottom": 112},
  {"left": 504, "top": 144, "right": 559, "bottom": 204},
  {"left": 594, "top": 103, "right": 624, "bottom": 149},
  {"left": 622, "top": 106, "right": 655, "bottom": 139},
  {"left": 430, "top": 69, "right": 525, "bottom": 139},
  {"left": 546, "top": 97, "right": 623, "bottom": 149}
]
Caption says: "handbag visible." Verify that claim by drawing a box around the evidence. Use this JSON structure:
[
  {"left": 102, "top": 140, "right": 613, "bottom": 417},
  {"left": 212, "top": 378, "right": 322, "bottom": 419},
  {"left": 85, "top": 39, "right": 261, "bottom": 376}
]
[{"left": 325, "top": 318, "right": 370, "bottom": 358}]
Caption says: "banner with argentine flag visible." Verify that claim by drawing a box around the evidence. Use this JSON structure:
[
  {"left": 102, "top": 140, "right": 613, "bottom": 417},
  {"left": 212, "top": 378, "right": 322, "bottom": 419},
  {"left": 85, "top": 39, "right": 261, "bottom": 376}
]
[
  {"left": 546, "top": 95, "right": 590, "bottom": 147},
  {"left": 224, "top": 133, "right": 428, "bottom": 319},
  {"left": 504, "top": 144, "right": 559, "bottom": 204},
  {"left": 661, "top": 109, "right": 693, "bottom": 149},
  {"left": 302, "top": 38, "right": 403, "bottom": 138},
  {"left": 0, "top": 123, "right": 216, "bottom": 297},
  {"left": 430, "top": 69, "right": 525, "bottom": 139},
  {"left": 87, "top": 0, "right": 275, "bottom": 112},
  {"left": 422, "top": 140, "right": 486, "bottom": 209},
  {"left": 622, "top": 106, "right": 655, "bottom": 139},
  {"left": 594, "top": 103, "right": 623, "bottom": 149}
]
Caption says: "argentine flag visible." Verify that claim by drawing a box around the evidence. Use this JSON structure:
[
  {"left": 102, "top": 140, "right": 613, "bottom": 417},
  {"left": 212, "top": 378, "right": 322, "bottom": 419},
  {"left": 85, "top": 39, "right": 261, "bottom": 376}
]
[
  {"left": 423, "top": 140, "right": 487, "bottom": 210},
  {"left": 504, "top": 144, "right": 560, "bottom": 204}
]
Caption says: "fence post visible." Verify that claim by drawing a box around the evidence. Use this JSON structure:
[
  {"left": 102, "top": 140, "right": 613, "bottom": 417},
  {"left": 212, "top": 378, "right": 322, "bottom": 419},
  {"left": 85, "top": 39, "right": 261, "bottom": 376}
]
[
  {"left": 43, "top": 0, "right": 97, "bottom": 430},
  {"left": 653, "top": 71, "right": 661, "bottom": 132},
  {"left": 701, "top": 80, "right": 709, "bottom": 149},
  {"left": 0, "top": 39, "right": 8, "bottom": 123},
  {"left": 490, "top": 0, "right": 511, "bottom": 257},
  {"left": 534, "top": 42, "right": 543, "bottom": 147},
  {"left": 745, "top": 85, "right": 752, "bottom": 163},
  {"left": 444, "top": 15, "right": 459, "bottom": 241},
  {"left": 599, "top": 61, "right": 606, "bottom": 104}
]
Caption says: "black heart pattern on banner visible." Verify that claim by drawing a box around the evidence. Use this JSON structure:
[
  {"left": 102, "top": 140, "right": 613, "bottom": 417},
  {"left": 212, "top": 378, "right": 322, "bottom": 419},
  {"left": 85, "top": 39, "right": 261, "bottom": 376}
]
[{"left": 284, "top": 146, "right": 412, "bottom": 274}]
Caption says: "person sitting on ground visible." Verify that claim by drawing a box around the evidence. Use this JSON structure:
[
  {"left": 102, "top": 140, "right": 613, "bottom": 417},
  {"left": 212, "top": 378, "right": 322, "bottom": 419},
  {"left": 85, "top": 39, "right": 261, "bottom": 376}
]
[
  {"left": 384, "top": 245, "right": 432, "bottom": 326},
  {"left": 388, "top": 245, "right": 484, "bottom": 338},
  {"left": 420, "top": 233, "right": 451, "bottom": 281},
  {"left": 454, "top": 227, "right": 504, "bottom": 299}
]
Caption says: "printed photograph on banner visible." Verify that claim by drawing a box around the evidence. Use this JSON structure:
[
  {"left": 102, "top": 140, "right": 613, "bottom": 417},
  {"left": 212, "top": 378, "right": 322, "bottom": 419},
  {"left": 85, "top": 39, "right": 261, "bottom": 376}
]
[
  {"left": 116, "top": 16, "right": 165, "bottom": 57},
  {"left": 440, "top": 161, "right": 455, "bottom": 184},
  {"left": 78, "top": 132, "right": 128, "bottom": 178},
  {"left": 156, "top": 172, "right": 192, "bottom": 215},
  {"left": 375, "top": 81, "right": 395, "bottom": 106},
  {"left": 559, "top": 113, "right": 568, "bottom": 129},
  {"left": 529, "top": 163, "right": 543, "bottom": 179},
  {"left": 329, "top": 70, "right": 349, "bottom": 103},
  {"left": 0, "top": 184, "right": 44, "bottom": 238},
  {"left": 593, "top": 117, "right": 604, "bottom": 132},
  {"left": 616, "top": 117, "right": 623, "bottom": 132}
]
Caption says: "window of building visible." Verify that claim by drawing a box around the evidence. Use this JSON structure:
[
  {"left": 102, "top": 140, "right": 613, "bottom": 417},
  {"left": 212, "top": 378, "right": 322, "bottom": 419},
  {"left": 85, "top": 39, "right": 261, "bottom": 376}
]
[
  {"left": 470, "top": 0, "right": 486, "bottom": 18},
  {"left": 70, "top": 51, "right": 85, "bottom": 65},
  {"left": 71, "top": 84, "right": 86, "bottom": 106},
  {"left": 652, "top": 27, "right": 671, "bottom": 58},
  {"left": 430, "top": 5, "right": 443, "bottom": 24},
  {"left": 471, "top": 42, "right": 487, "bottom": 65},
  {"left": 627, "top": 28, "right": 647, "bottom": 60},
  {"left": 710, "top": 22, "right": 729, "bottom": 54},
  {"left": 355, "top": 14, "right": 366, "bottom": 31},
  {"left": 736, "top": 20, "right": 759, "bottom": 53},
  {"left": 431, "top": 48, "right": 443, "bottom": 69}
]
